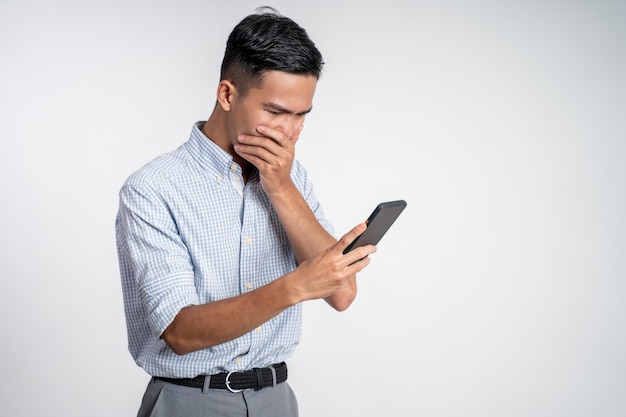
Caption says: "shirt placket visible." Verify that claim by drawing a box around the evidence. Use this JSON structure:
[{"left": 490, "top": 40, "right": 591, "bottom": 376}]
[{"left": 235, "top": 178, "right": 263, "bottom": 369}]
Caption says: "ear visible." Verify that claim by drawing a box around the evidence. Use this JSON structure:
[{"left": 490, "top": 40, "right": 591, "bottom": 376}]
[{"left": 216, "top": 80, "right": 237, "bottom": 112}]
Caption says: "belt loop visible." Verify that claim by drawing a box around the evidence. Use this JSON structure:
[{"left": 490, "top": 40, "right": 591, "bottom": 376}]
[
  {"left": 202, "top": 375, "right": 211, "bottom": 394},
  {"left": 254, "top": 368, "right": 263, "bottom": 391},
  {"left": 269, "top": 365, "right": 277, "bottom": 388}
]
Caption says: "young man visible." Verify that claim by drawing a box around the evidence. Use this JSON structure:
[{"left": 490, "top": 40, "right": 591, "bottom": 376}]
[{"left": 116, "top": 9, "right": 375, "bottom": 417}]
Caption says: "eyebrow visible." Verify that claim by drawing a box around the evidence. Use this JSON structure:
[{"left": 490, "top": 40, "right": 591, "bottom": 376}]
[{"left": 262, "top": 102, "right": 313, "bottom": 116}]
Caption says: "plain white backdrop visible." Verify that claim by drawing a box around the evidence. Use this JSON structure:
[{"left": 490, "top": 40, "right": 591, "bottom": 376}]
[{"left": 1, "top": 1, "right": 625, "bottom": 416}]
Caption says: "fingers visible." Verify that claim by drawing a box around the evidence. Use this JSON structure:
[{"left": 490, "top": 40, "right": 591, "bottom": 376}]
[
  {"left": 339, "top": 223, "right": 367, "bottom": 249},
  {"left": 234, "top": 124, "right": 300, "bottom": 164},
  {"left": 235, "top": 128, "right": 293, "bottom": 153},
  {"left": 336, "top": 223, "right": 377, "bottom": 267},
  {"left": 236, "top": 134, "right": 280, "bottom": 153},
  {"left": 234, "top": 137, "right": 275, "bottom": 166},
  {"left": 291, "top": 223, "right": 375, "bottom": 303},
  {"left": 257, "top": 124, "right": 303, "bottom": 144}
]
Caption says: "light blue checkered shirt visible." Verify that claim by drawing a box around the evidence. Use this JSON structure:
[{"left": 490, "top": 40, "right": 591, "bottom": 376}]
[{"left": 116, "top": 122, "right": 333, "bottom": 378}]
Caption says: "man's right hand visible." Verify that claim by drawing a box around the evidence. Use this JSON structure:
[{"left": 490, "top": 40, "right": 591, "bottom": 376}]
[{"left": 286, "top": 223, "right": 376, "bottom": 303}]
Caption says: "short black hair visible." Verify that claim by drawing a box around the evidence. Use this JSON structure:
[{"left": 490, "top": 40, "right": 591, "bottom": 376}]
[{"left": 220, "top": 7, "right": 324, "bottom": 95}]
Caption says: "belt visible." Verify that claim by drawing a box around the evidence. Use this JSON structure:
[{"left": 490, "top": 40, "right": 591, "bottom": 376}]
[{"left": 155, "top": 362, "right": 288, "bottom": 392}]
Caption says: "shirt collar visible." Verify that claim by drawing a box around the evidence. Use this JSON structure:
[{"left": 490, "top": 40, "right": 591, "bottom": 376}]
[
  {"left": 185, "top": 121, "right": 235, "bottom": 174},
  {"left": 184, "top": 122, "right": 259, "bottom": 182}
]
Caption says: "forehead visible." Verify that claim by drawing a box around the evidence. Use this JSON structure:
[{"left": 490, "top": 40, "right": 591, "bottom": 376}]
[{"left": 246, "top": 71, "right": 317, "bottom": 112}]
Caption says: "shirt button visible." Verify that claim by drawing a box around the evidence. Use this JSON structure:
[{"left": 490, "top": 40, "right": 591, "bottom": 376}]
[
  {"left": 235, "top": 357, "right": 242, "bottom": 365},
  {"left": 216, "top": 175, "right": 223, "bottom": 182},
  {"left": 244, "top": 236, "right": 252, "bottom": 244},
  {"left": 246, "top": 282, "right": 253, "bottom": 289},
  {"left": 255, "top": 326, "right": 262, "bottom": 332},
  {"left": 230, "top": 164, "right": 238, "bottom": 171}
]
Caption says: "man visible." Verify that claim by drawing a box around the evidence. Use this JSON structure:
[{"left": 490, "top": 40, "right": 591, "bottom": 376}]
[{"left": 116, "top": 8, "right": 375, "bottom": 417}]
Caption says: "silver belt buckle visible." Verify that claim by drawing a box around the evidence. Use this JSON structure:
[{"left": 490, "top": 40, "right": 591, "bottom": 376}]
[{"left": 225, "top": 371, "right": 243, "bottom": 393}]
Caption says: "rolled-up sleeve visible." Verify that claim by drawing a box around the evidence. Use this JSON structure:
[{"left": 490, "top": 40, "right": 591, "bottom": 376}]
[{"left": 117, "top": 182, "right": 199, "bottom": 337}]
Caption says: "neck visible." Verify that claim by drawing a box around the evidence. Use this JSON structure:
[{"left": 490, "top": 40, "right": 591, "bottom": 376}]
[{"left": 201, "top": 108, "right": 252, "bottom": 174}]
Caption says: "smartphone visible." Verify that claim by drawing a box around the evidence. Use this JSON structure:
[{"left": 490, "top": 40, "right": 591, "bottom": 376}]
[{"left": 343, "top": 200, "right": 407, "bottom": 254}]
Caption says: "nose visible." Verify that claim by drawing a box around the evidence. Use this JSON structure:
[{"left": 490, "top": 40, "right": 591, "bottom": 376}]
[{"left": 276, "top": 115, "right": 300, "bottom": 140}]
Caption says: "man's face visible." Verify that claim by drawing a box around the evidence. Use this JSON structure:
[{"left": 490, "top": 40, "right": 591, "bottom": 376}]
[{"left": 228, "top": 70, "right": 317, "bottom": 145}]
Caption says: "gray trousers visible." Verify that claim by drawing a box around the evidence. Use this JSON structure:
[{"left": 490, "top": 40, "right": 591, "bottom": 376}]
[{"left": 137, "top": 377, "right": 299, "bottom": 417}]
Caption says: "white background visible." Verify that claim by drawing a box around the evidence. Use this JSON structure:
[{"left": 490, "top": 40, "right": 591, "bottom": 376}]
[{"left": 1, "top": 1, "right": 625, "bottom": 416}]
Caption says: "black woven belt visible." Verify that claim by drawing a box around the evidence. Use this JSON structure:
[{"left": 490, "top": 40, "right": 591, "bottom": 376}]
[{"left": 155, "top": 362, "right": 287, "bottom": 392}]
